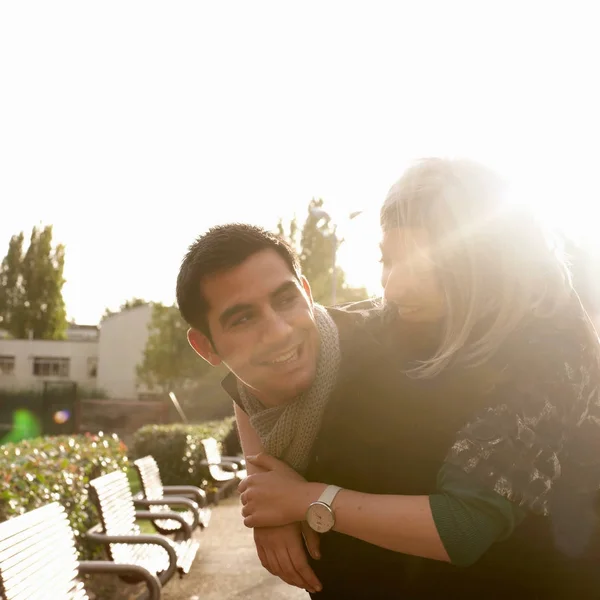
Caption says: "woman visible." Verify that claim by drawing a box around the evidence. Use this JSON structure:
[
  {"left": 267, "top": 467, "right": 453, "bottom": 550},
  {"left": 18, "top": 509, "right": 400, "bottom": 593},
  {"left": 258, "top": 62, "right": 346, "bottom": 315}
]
[{"left": 237, "top": 158, "right": 600, "bottom": 598}]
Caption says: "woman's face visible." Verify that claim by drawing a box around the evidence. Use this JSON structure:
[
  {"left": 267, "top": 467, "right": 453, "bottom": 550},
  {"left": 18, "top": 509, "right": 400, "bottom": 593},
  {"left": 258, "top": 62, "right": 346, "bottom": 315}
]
[{"left": 380, "top": 227, "right": 446, "bottom": 323}]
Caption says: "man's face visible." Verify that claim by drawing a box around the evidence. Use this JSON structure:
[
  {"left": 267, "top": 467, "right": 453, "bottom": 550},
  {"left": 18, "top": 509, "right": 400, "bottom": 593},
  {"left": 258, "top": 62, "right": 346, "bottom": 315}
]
[{"left": 193, "top": 249, "right": 320, "bottom": 406}]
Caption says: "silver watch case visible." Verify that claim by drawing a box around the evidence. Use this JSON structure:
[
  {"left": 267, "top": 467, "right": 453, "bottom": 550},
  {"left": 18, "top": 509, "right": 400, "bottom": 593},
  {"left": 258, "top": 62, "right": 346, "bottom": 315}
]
[{"left": 306, "top": 500, "right": 336, "bottom": 533}]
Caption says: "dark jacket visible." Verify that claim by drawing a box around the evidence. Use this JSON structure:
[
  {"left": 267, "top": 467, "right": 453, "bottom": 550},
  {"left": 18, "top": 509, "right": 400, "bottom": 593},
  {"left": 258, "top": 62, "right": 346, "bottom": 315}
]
[
  {"left": 304, "top": 307, "right": 600, "bottom": 599},
  {"left": 228, "top": 306, "right": 600, "bottom": 598}
]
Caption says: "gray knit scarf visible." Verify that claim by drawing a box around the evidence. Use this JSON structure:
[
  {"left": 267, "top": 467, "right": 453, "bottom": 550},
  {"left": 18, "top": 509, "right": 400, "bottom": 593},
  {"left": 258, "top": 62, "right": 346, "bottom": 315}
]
[{"left": 237, "top": 304, "right": 341, "bottom": 474}]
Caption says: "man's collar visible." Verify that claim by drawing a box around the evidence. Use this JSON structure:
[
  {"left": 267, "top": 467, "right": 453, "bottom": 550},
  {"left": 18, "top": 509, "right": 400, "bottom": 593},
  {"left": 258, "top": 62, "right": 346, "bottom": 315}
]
[{"left": 221, "top": 371, "right": 240, "bottom": 402}]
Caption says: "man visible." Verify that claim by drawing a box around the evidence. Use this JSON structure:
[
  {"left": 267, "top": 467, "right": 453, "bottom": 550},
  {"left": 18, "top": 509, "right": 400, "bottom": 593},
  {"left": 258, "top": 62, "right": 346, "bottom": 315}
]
[
  {"left": 177, "top": 223, "right": 349, "bottom": 594},
  {"left": 177, "top": 223, "right": 412, "bottom": 594}
]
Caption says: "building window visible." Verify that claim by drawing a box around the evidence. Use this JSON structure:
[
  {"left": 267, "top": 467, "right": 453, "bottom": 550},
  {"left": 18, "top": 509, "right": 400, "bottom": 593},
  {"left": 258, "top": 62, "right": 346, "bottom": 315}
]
[
  {"left": 0, "top": 355, "right": 15, "bottom": 375},
  {"left": 33, "top": 357, "right": 70, "bottom": 378},
  {"left": 87, "top": 357, "right": 98, "bottom": 378}
]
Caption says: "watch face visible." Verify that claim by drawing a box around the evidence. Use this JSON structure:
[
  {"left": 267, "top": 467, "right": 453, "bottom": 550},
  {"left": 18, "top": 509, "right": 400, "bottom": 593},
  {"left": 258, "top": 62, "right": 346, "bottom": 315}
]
[{"left": 306, "top": 501, "right": 335, "bottom": 533}]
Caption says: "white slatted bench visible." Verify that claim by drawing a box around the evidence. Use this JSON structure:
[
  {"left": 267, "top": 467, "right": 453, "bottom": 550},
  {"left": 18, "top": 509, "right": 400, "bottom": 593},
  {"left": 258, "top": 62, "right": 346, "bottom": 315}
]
[
  {"left": 133, "top": 455, "right": 211, "bottom": 538},
  {"left": 87, "top": 471, "right": 199, "bottom": 586},
  {"left": 200, "top": 437, "right": 247, "bottom": 500},
  {"left": 0, "top": 502, "right": 161, "bottom": 600}
]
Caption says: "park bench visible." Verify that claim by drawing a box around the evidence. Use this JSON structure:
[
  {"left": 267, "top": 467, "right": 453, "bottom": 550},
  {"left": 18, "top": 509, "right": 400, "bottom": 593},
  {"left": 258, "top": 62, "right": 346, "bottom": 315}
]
[
  {"left": 87, "top": 470, "right": 199, "bottom": 588},
  {"left": 133, "top": 455, "right": 211, "bottom": 537},
  {"left": 0, "top": 502, "right": 161, "bottom": 600},
  {"left": 200, "top": 437, "right": 247, "bottom": 500}
]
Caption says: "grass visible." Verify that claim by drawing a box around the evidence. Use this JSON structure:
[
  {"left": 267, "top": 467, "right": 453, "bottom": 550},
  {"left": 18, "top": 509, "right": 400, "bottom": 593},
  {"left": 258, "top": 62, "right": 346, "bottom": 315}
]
[
  {"left": 126, "top": 467, "right": 157, "bottom": 534},
  {"left": 126, "top": 467, "right": 141, "bottom": 496}
]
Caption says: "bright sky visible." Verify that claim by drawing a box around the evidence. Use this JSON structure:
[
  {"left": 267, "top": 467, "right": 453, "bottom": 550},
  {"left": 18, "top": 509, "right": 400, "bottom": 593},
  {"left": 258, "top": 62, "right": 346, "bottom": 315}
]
[{"left": 1, "top": 2, "right": 599, "bottom": 324}]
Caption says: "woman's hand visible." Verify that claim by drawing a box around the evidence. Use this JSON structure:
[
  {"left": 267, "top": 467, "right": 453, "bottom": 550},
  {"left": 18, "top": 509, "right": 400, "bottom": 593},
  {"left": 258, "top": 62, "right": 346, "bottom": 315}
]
[{"left": 238, "top": 453, "right": 325, "bottom": 528}]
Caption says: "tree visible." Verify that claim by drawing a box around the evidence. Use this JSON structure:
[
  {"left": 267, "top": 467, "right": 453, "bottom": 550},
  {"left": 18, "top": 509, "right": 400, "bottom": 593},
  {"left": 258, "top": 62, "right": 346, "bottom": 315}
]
[
  {"left": 0, "top": 233, "right": 24, "bottom": 332},
  {"left": 137, "top": 302, "right": 210, "bottom": 393},
  {"left": 0, "top": 226, "right": 67, "bottom": 339},
  {"left": 277, "top": 198, "right": 369, "bottom": 305},
  {"left": 103, "top": 297, "right": 148, "bottom": 319}
]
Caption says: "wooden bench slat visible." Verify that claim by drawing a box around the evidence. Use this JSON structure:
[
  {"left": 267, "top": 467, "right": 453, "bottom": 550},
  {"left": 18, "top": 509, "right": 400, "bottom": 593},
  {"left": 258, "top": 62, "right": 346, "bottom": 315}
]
[
  {"left": 151, "top": 509, "right": 196, "bottom": 532},
  {"left": 201, "top": 438, "right": 237, "bottom": 483},
  {"left": 89, "top": 470, "right": 200, "bottom": 579},
  {"left": 3, "top": 566, "right": 82, "bottom": 600},
  {"left": 174, "top": 539, "right": 200, "bottom": 575},
  {"left": 0, "top": 518, "right": 74, "bottom": 562},
  {"left": 0, "top": 504, "right": 64, "bottom": 543},
  {"left": 134, "top": 455, "right": 210, "bottom": 534},
  {"left": 1, "top": 538, "right": 76, "bottom": 586},
  {"left": 0, "top": 503, "right": 88, "bottom": 600},
  {"left": 135, "top": 456, "right": 165, "bottom": 501}
]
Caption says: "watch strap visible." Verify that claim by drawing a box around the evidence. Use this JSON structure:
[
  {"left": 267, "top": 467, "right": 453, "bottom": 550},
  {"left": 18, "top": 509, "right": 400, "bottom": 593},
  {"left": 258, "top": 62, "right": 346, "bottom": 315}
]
[{"left": 318, "top": 485, "right": 342, "bottom": 508}]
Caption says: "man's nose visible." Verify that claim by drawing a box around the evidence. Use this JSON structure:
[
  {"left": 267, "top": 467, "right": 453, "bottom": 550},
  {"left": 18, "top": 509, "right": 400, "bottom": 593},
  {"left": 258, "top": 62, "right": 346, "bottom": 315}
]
[{"left": 261, "top": 309, "right": 294, "bottom": 344}]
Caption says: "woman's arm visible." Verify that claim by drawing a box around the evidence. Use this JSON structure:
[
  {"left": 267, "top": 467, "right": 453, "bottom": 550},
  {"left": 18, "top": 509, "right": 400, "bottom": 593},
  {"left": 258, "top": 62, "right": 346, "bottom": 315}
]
[
  {"left": 327, "top": 488, "right": 450, "bottom": 561},
  {"left": 430, "top": 463, "right": 526, "bottom": 566},
  {"left": 240, "top": 454, "right": 449, "bottom": 561},
  {"left": 240, "top": 455, "right": 526, "bottom": 565}
]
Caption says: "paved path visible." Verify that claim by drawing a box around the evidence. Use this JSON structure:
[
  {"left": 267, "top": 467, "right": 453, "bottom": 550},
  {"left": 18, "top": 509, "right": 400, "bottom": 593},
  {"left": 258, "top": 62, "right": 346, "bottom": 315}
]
[{"left": 162, "top": 496, "right": 308, "bottom": 600}]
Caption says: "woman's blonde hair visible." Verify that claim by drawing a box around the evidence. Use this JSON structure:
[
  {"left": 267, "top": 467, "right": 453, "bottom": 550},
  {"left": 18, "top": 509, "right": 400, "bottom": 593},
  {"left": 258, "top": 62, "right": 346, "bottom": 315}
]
[{"left": 381, "top": 157, "right": 573, "bottom": 378}]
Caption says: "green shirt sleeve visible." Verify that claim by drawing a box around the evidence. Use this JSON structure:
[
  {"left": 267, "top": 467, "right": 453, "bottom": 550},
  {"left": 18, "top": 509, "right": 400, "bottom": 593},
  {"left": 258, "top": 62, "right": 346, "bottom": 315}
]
[{"left": 429, "top": 462, "right": 527, "bottom": 567}]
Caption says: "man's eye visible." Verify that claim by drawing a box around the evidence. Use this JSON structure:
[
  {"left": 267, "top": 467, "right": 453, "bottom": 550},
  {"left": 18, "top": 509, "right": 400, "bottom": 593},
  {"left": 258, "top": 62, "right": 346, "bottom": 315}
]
[
  {"left": 231, "top": 315, "right": 251, "bottom": 327},
  {"left": 275, "top": 293, "right": 298, "bottom": 308}
]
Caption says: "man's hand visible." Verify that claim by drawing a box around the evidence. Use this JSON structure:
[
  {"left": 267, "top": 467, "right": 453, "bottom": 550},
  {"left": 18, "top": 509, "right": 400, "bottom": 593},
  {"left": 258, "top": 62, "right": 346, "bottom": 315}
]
[{"left": 254, "top": 523, "right": 322, "bottom": 594}]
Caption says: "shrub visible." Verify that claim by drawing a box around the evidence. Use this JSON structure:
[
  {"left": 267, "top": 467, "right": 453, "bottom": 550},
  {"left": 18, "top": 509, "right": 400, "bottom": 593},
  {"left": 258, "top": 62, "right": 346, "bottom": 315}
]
[
  {"left": 0, "top": 432, "right": 128, "bottom": 559},
  {"left": 131, "top": 418, "right": 235, "bottom": 488}
]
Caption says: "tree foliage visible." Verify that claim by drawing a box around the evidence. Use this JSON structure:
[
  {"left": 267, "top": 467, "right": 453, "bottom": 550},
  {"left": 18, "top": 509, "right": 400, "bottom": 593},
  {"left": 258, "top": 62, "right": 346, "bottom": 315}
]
[
  {"left": 136, "top": 302, "right": 209, "bottom": 393},
  {"left": 0, "top": 225, "right": 67, "bottom": 339},
  {"left": 277, "top": 198, "right": 369, "bottom": 305},
  {"left": 103, "top": 297, "right": 148, "bottom": 319}
]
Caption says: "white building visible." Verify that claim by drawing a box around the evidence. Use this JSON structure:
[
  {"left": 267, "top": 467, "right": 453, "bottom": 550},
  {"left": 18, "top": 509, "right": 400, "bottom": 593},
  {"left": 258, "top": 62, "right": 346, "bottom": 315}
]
[
  {"left": 66, "top": 323, "right": 100, "bottom": 342},
  {"left": 0, "top": 304, "right": 153, "bottom": 399},
  {"left": 96, "top": 304, "right": 153, "bottom": 399},
  {"left": 0, "top": 338, "right": 98, "bottom": 391}
]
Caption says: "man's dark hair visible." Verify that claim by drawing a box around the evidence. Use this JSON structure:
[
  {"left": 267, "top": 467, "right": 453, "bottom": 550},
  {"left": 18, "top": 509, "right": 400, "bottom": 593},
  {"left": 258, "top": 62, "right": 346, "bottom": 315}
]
[{"left": 176, "top": 223, "right": 302, "bottom": 337}]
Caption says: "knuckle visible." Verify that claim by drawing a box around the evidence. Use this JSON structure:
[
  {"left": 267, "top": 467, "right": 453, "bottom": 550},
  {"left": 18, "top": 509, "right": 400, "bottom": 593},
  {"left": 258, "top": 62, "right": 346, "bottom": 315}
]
[
  {"left": 291, "top": 554, "right": 309, "bottom": 569},
  {"left": 296, "top": 561, "right": 311, "bottom": 572}
]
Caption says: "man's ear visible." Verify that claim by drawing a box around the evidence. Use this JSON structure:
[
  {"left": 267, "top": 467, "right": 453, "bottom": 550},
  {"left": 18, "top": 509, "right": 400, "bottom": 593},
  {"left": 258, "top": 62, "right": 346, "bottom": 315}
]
[
  {"left": 301, "top": 275, "right": 314, "bottom": 305},
  {"left": 187, "top": 328, "right": 222, "bottom": 366}
]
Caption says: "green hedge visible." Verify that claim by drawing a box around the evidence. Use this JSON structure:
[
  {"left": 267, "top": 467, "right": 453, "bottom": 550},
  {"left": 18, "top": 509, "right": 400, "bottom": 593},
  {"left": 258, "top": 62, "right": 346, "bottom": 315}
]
[
  {"left": 132, "top": 418, "right": 235, "bottom": 488},
  {"left": 0, "top": 432, "right": 128, "bottom": 559}
]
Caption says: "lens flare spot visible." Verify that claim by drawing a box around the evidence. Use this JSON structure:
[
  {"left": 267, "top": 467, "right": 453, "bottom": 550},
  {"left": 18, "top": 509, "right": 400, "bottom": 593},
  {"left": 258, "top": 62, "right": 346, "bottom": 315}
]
[{"left": 53, "top": 410, "right": 71, "bottom": 425}]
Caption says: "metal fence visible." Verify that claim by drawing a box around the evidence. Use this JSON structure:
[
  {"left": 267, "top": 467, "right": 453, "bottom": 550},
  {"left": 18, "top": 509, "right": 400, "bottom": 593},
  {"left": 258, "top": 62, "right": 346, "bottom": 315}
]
[{"left": 0, "top": 385, "right": 170, "bottom": 445}]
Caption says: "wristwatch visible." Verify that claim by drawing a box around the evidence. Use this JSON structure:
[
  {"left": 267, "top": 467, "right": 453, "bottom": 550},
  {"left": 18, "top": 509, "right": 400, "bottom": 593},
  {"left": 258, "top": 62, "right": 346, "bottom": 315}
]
[{"left": 306, "top": 485, "right": 342, "bottom": 533}]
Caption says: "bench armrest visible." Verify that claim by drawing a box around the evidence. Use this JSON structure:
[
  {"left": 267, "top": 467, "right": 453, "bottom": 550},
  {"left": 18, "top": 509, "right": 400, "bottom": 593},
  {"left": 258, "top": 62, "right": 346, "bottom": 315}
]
[
  {"left": 85, "top": 528, "right": 178, "bottom": 585},
  {"left": 134, "top": 497, "right": 199, "bottom": 531},
  {"left": 78, "top": 561, "right": 162, "bottom": 600},
  {"left": 199, "top": 458, "right": 239, "bottom": 473},
  {"left": 221, "top": 455, "right": 246, "bottom": 468},
  {"left": 135, "top": 509, "right": 193, "bottom": 540},
  {"left": 162, "top": 485, "right": 207, "bottom": 507}
]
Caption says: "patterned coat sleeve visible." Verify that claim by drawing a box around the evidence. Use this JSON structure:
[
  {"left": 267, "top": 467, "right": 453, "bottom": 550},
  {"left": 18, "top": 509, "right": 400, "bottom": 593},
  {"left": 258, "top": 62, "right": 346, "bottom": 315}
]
[{"left": 445, "top": 319, "right": 600, "bottom": 519}]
